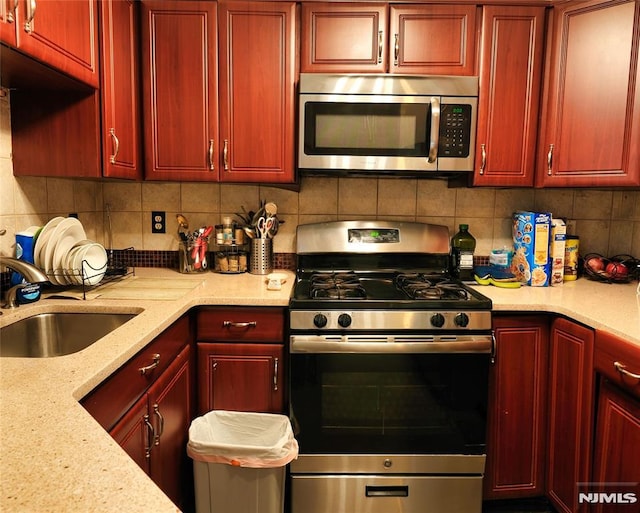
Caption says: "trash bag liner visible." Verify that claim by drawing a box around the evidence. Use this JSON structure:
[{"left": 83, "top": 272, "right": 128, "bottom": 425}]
[{"left": 187, "top": 410, "right": 298, "bottom": 468}]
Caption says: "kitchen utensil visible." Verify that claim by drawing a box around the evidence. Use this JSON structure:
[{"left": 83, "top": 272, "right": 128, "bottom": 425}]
[
  {"left": 256, "top": 216, "right": 274, "bottom": 239},
  {"left": 243, "top": 225, "right": 256, "bottom": 239},
  {"left": 176, "top": 214, "right": 190, "bottom": 242},
  {"left": 264, "top": 202, "right": 278, "bottom": 216}
]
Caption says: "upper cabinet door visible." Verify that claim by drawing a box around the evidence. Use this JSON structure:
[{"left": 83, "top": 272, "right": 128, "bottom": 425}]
[
  {"left": 301, "top": 2, "right": 388, "bottom": 73},
  {"left": 218, "top": 1, "right": 297, "bottom": 183},
  {"left": 13, "top": 0, "right": 99, "bottom": 87},
  {"left": 0, "top": 0, "right": 18, "bottom": 46},
  {"left": 389, "top": 4, "right": 477, "bottom": 75},
  {"left": 141, "top": 0, "right": 219, "bottom": 181},
  {"left": 537, "top": 0, "right": 640, "bottom": 187},
  {"left": 473, "top": 6, "right": 546, "bottom": 187},
  {"left": 100, "top": 0, "right": 142, "bottom": 180}
]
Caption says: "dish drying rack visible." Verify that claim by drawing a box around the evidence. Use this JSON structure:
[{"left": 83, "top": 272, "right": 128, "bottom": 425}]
[{"left": 47, "top": 247, "right": 135, "bottom": 299}]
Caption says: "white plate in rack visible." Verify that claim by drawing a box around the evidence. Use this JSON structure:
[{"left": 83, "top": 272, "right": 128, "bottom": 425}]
[
  {"left": 44, "top": 218, "right": 85, "bottom": 285},
  {"left": 34, "top": 216, "right": 64, "bottom": 269},
  {"left": 51, "top": 221, "right": 87, "bottom": 285}
]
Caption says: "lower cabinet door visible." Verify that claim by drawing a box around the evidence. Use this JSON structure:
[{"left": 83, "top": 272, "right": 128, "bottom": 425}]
[
  {"left": 110, "top": 393, "right": 152, "bottom": 476},
  {"left": 197, "top": 342, "right": 284, "bottom": 415},
  {"left": 484, "top": 316, "right": 549, "bottom": 499}
]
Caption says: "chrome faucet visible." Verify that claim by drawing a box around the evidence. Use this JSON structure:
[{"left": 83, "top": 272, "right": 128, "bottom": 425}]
[{"left": 1, "top": 257, "right": 49, "bottom": 309}]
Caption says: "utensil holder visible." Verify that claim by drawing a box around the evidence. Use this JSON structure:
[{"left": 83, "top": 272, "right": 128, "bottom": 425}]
[
  {"left": 249, "top": 238, "right": 273, "bottom": 275},
  {"left": 179, "top": 240, "right": 209, "bottom": 273}
]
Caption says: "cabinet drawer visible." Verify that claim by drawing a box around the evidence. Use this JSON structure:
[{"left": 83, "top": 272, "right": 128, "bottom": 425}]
[
  {"left": 196, "top": 307, "right": 284, "bottom": 343},
  {"left": 82, "top": 315, "right": 191, "bottom": 431},
  {"left": 595, "top": 330, "right": 640, "bottom": 400}
]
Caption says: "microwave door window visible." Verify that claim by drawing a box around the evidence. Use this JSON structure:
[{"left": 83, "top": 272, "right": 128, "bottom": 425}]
[{"left": 305, "top": 103, "right": 429, "bottom": 157}]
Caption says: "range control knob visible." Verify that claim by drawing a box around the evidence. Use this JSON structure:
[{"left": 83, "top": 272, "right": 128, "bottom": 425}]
[
  {"left": 313, "top": 314, "right": 328, "bottom": 328},
  {"left": 337, "top": 313, "right": 352, "bottom": 328},
  {"left": 430, "top": 313, "right": 445, "bottom": 328},
  {"left": 455, "top": 313, "right": 470, "bottom": 327}
]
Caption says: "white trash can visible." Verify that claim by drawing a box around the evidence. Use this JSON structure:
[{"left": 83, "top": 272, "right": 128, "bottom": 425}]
[{"left": 187, "top": 410, "right": 298, "bottom": 513}]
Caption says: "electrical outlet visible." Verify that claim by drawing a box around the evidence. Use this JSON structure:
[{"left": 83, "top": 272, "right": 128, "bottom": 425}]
[{"left": 152, "top": 211, "right": 166, "bottom": 233}]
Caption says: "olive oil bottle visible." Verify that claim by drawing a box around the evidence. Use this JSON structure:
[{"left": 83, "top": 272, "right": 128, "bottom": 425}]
[{"left": 451, "top": 224, "right": 476, "bottom": 281}]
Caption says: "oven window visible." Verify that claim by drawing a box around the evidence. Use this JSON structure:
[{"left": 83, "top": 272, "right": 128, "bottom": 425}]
[
  {"left": 290, "top": 353, "right": 489, "bottom": 455},
  {"left": 304, "top": 102, "right": 430, "bottom": 156}
]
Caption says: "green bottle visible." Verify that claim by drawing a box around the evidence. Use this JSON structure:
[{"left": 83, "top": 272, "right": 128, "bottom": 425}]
[{"left": 451, "top": 224, "right": 476, "bottom": 281}]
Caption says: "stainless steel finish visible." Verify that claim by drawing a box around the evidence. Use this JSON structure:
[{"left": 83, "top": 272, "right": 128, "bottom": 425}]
[
  {"left": 139, "top": 353, "right": 160, "bottom": 375},
  {"left": 291, "top": 333, "right": 493, "bottom": 354},
  {"left": 296, "top": 220, "right": 450, "bottom": 255},
  {"left": 0, "top": 312, "right": 136, "bottom": 357},
  {"left": 1, "top": 257, "right": 49, "bottom": 309},
  {"left": 427, "top": 96, "right": 440, "bottom": 163},
  {"left": 223, "top": 139, "right": 229, "bottom": 170},
  {"left": 291, "top": 309, "right": 491, "bottom": 331},
  {"left": 24, "top": 0, "right": 36, "bottom": 32},
  {"left": 108, "top": 128, "right": 119, "bottom": 164},
  {"left": 290, "top": 453, "right": 485, "bottom": 474},
  {"left": 208, "top": 139, "right": 215, "bottom": 170},
  {"left": 614, "top": 361, "right": 640, "bottom": 380},
  {"left": 299, "top": 73, "right": 478, "bottom": 97},
  {"left": 298, "top": 74, "right": 478, "bottom": 173},
  {"left": 480, "top": 143, "right": 486, "bottom": 174},
  {"left": 547, "top": 143, "right": 554, "bottom": 175},
  {"left": 291, "top": 474, "right": 483, "bottom": 513},
  {"left": 377, "top": 31, "right": 383, "bottom": 63}
]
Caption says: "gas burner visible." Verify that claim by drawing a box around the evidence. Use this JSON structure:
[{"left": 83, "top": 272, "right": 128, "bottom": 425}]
[
  {"left": 395, "top": 273, "right": 471, "bottom": 301},
  {"left": 309, "top": 272, "right": 367, "bottom": 299}
]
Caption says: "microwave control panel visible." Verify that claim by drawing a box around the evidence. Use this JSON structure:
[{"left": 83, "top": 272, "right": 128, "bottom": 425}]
[{"left": 438, "top": 104, "right": 472, "bottom": 158}]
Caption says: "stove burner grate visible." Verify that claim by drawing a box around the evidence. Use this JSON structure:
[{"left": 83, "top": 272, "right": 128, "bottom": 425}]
[
  {"left": 395, "top": 273, "right": 471, "bottom": 301},
  {"left": 309, "top": 272, "right": 367, "bottom": 299}
]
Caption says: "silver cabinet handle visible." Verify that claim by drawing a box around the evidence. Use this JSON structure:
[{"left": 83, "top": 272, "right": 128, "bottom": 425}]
[
  {"left": 273, "top": 357, "right": 279, "bottom": 391},
  {"left": 138, "top": 353, "right": 160, "bottom": 375},
  {"left": 223, "top": 139, "right": 229, "bottom": 170},
  {"left": 153, "top": 404, "right": 164, "bottom": 446},
  {"left": 377, "top": 31, "right": 383, "bottom": 64},
  {"left": 6, "top": 0, "right": 18, "bottom": 23},
  {"left": 208, "top": 139, "right": 215, "bottom": 170},
  {"left": 24, "top": 0, "right": 36, "bottom": 33},
  {"left": 108, "top": 128, "right": 119, "bottom": 164},
  {"left": 427, "top": 97, "right": 440, "bottom": 163},
  {"left": 143, "top": 413, "right": 154, "bottom": 459},
  {"left": 547, "top": 144, "right": 554, "bottom": 175},
  {"left": 222, "top": 320, "right": 257, "bottom": 328},
  {"left": 614, "top": 361, "right": 640, "bottom": 381},
  {"left": 479, "top": 143, "right": 486, "bottom": 175},
  {"left": 393, "top": 33, "right": 399, "bottom": 66}
]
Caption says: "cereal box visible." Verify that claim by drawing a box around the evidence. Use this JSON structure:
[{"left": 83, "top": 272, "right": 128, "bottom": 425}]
[
  {"left": 511, "top": 211, "right": 552, "bottom": 286},
  {"left": 550, "top": 218, "right": 566, "bottom": 285}
]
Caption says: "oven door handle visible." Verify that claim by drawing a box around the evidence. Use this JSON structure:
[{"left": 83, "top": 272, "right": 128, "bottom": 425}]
[{"left": 290, "top": 335, "right": 493, "bottom": 354}]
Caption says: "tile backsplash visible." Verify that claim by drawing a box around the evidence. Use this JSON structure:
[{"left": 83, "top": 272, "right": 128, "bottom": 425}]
[{"left": 1, "top": 93, "right": 639, "bottom": 261}]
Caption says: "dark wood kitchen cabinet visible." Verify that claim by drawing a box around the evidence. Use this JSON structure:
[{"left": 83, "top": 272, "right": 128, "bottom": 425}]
[
  {"left": 484, "top": 316, "right": 549, "bottom": 499},
  {"left": 537, "top": 0, "right": 640, "bottom": 187},
  {"left": 473, "top": 5, "right": 546, "bottom": 187},
  {"left": 81, "top": 316, "right": 194, "bottom": 511},
  {"left": 110, "top": 345, "right": 193, "bottom": 511},
  {"left": 140, "top": 0, "right": 219, "bottom": 181},
  {"left": 1, "top": 0, "right": 99, "bottom": 87},
  {"left": 100, "top": 0, "right": 142, "bottom": 180},
  {"left": 196, "top": 306, "right": 285, "bottom": 415},
  {"left": 301, "top": 2, "right": 476, "bottom": 75},
  {"left": 591, "top": 380, "right": 640, "bottom": 513},
  {"left": 218, "top": 0, "right": 297, "bottom": 183},
  {"left": 546, "top": 317, "right": 594, "bottom": 513},
  {"left": 300, "top": 2, "right": 388, "bottom": 73}
]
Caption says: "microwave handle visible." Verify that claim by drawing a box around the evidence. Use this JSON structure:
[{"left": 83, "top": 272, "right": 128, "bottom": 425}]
[{"left": 428, "top": 97, "right": 440, "bottom": 163}]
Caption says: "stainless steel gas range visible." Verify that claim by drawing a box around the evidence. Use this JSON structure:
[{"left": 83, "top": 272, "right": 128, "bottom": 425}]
[{"left": 288, "top": 220, "right": 494, "bottom": 513}]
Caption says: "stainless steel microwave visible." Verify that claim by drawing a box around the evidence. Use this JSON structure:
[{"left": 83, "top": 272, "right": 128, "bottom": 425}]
[{"left": 298, "top": 73, "right": 478, "bottom": 175}]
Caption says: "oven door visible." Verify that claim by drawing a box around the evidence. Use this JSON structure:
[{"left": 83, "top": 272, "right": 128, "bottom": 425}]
[{"left": 289, "top": 334, "right": 491, "bottom": 457}]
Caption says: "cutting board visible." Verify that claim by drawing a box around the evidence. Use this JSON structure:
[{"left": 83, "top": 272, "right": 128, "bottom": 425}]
[{"left": 95, "top": 276, "right": 204, "bottom": 300}]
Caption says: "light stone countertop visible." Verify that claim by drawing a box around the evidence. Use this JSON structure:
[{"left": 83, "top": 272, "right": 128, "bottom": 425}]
[{"left": 0, "top": 268, "right": 638, "bottom": 513}]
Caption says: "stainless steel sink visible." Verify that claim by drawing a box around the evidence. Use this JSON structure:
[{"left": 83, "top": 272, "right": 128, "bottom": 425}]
[{"left": 0, "top": 312, "right": 137, "bottom": 357}]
